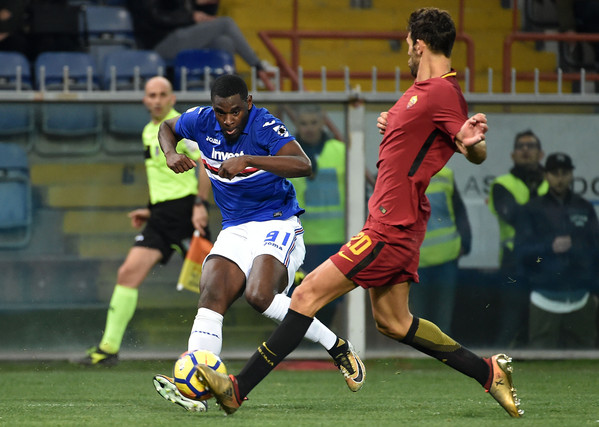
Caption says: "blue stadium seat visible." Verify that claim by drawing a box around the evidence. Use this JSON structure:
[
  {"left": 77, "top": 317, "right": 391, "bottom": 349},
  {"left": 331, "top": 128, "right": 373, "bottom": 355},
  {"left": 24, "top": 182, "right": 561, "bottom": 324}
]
[
  {"left": 174, "top": 49, "right": 236, "bottom": 90},
  {"left": 102, "top": 50, "right": 166, "bottom": 90},
  {"left": 104, "top": 103, "right": 148, "bottom": 154},
  {"left": 34, "top": 52, "right": 101, "bottom": 156},
  {"left": 0, "top": 104, "right": 35, "bottom": 152},
  {"left": 34, "top": 51, "right": 99, "bottom": 91},
  {"left": 35, "top": 103, "right": 102, "bottom": 157},
  {"left": 0, "top": 143, "right": 32, "bottom": 248},
  {"left": 83, "top": 5, "right": 135, "bottom": 47},
  {"left": 0, "top": 52, "right": 32, "bottom": 90},
  {"left": 82, "top": 5, "right": 137, "bottom": 67}
]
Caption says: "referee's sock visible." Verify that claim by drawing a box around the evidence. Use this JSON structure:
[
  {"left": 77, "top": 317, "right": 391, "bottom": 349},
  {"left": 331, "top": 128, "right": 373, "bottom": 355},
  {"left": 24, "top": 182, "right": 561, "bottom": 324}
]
[
  {"left": 100, "top": 284, "right": 138, "bottom": 354},
  {"left": 235, "top": 309, "right": 313, "bottom": 399},
  {"left": 400, "top": 316, "right": 490, "bottom": 387}
]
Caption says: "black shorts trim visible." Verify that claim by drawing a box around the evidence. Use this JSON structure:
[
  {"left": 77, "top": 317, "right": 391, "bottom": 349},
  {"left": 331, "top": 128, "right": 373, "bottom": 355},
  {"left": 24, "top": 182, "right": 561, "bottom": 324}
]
[{"left": 345, "top": 241, "right": 386, "bottom": 279}]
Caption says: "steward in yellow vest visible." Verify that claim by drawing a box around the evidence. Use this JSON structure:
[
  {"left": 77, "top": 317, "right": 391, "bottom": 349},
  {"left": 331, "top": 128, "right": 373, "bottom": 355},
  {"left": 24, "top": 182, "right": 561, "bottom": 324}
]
[
  {"left": 420, "top": 167, "right": 470, "bottom": 267},
  {"left": 487, "top": 129, "right": 547, "bottom": 348},
  {"left": 488, "top": 130, "right": 548, "bottom": 272},
  {"left": 411, "top": 166, "right": 471, "bottom": 335}
]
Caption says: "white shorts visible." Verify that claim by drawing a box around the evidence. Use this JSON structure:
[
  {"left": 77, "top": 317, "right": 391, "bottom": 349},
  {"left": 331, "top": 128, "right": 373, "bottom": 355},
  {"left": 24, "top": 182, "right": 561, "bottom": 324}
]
[{"left": 207, "top": 216, "right": 305, "bottom": 294}]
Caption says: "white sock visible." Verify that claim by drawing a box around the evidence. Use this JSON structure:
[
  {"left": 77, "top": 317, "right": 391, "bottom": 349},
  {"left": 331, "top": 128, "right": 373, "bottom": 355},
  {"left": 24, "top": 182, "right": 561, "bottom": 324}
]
[
  {"left": 187, "top": 307, "right": 224, "bottom": 355},
  {"left": 262, "top": 293, "right": 337, "bottom": 350}
]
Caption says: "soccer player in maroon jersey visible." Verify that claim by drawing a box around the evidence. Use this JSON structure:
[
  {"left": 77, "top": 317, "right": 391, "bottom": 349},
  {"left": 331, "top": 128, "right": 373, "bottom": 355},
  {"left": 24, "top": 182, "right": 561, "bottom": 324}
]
[{"left": 195, "top": 7, "right": 523, "bottom": 418}]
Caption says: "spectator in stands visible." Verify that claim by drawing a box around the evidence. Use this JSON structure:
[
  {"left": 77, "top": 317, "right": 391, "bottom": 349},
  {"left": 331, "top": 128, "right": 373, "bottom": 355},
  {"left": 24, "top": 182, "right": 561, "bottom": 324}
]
[
  {"left": 0, "top": 1, "right": 30, "bottom": 58},
  {"left": 410, "top": 166, "right": 471, "bottom": 335},
  {"left": 78, "top": 76, "right": 210, "bottom": 366},
  {"left": 488, "top": 129, "right": 548, "bottom": 348},
  {"left": 288, "top": 104, "right": 347, "bottom": 326},
  {"left": 127, "top": 0, "right": 271, "bottom": 76},
  {"left": 555, "top": 0, "right": 599, "bottom": 71},
  {"left": 27, "top": 0, "right": 84, "bottom": 59},
  {"left": 515, "top": 152, "right": 599, "bottom": 349}
]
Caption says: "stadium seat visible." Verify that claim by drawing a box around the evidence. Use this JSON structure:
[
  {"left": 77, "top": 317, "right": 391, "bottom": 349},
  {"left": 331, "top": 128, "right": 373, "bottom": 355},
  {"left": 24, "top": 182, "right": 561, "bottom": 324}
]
[
  {"left": 82, "top": 5, "right": 135, "bottom": 47},
  {"left": 0, "top": 143, "right": 33, "bottom": 248},
  {"left": 523, "top": 0, "right": 558, "bottom": 31},
  {"left": 0, "top": 104, "right": 35, "bottom": 152},
  {"left": 0, "top": 52, "right": 32, "bottom": 90},
  {"left": 82, "top": 5, "right": 137, "bottom": 67},
  {"left": 33, "top": 52, "right": 101, "bottom": 156},
  {"left": 37, "top": 103, "right": 103, "bottom": 156},
  {"left": 102, "top": 50, "right": 166, "bottom": 90},
  {"left": 103, "top": 103, "right": 149, "bottom": 154},
  {"left": 173, "top": 49, "right": 236, "bottom": 91},
  {"left": 34, "top": 51, "right": 99, "bottom": 91}
]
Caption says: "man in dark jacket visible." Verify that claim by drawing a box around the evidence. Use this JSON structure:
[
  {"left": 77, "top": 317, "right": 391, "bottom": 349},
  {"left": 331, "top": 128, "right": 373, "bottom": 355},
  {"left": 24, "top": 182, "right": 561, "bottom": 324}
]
[
  {"left": 126, "top": 0, "right": 268, "bottom": 73},
  {"left": 488, "top": 129, "right": 548, "bottom": 348},
  {"left": 515, "top": 152, "right": 599, "bottom": 348}
]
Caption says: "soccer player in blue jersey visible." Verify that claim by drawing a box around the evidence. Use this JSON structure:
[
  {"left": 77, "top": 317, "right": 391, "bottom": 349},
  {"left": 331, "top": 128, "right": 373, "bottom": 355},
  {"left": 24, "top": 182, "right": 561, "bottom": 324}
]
[{"left": 152, "top": 74, "right": 364, "bottom": 412}]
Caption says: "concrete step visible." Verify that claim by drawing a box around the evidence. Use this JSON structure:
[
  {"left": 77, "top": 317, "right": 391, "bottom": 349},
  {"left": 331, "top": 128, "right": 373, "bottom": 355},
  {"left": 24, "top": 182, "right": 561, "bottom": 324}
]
[
  {"left": 63, "top": 210, "right": 133, "bottom": 234},
  {"left": 31, "top": 163, "right": 146, "bottom": 186},
  {"left": 46, "top": 184, "right": 147, "bottom": 208}
]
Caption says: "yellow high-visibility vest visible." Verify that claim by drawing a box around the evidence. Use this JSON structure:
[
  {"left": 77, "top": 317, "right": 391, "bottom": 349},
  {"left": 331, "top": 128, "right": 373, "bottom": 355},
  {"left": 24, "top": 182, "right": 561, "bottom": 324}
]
[
  {"left": 420, "top": 167, "right": 461, "bottom": 268},
  {"left": 488, "top": 173, "right": 549, "bottom": 258},
  {"left": 290, "top": 138, "right": 346, "bottom": 244}
]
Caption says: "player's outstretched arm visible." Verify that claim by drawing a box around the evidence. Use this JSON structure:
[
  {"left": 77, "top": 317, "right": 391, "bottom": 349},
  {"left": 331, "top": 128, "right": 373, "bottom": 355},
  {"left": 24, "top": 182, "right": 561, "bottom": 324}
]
[
  {"left": 455, "top": 113, "right": 488, "bottom": 164},
  {"left": 159, "top": 116, "right": 197, "bottom": 173}
]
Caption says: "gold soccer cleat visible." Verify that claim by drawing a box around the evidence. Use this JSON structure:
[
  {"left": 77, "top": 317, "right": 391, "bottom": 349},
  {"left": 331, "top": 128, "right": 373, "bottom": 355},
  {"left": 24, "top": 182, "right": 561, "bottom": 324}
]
[
  {"left": 196, "top": 364, "right": 242, "bottom": 415},
  {"left": 487, "top": 354, "right": 523, "bottom": 417},
  {"left": 333, "top": 341, "right": 366, "bottom": 392}
]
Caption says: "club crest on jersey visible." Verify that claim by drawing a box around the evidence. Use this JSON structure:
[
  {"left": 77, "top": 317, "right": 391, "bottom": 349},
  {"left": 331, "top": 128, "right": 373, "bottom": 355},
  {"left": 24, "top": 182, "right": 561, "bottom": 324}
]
[
  {"left": 273, "top": 125, "right": 289, "bottom": 137},
  {"left": 407, "top": 95, "right": 418, "bottom": 109}
]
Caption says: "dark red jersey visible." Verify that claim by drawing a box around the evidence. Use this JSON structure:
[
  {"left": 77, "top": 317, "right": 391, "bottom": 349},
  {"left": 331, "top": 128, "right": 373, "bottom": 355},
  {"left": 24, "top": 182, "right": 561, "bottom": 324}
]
[{"left": 368, "top": 71, "right": 468, "bottom": 228}]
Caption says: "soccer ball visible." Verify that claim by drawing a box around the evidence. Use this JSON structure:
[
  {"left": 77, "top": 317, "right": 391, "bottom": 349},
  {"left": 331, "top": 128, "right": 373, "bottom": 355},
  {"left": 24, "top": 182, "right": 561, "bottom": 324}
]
[{"left": 173, "top": 350, "right": 227, "bottom": 400}]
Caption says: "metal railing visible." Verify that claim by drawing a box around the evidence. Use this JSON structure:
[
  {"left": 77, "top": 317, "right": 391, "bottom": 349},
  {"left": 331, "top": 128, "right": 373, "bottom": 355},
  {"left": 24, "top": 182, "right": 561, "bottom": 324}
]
[
  {"left": 503, "top": 1, "right": 599, "bottom": 93},
  {"left": 257, "top": 0, "right": 475, "bottom": 92}
]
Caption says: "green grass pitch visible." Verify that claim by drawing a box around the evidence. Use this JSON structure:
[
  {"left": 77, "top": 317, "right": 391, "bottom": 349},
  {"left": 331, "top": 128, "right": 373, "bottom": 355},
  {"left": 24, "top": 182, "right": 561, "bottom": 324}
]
[{"left": 1, "top": 358, "right": 598, "bottom": 426}]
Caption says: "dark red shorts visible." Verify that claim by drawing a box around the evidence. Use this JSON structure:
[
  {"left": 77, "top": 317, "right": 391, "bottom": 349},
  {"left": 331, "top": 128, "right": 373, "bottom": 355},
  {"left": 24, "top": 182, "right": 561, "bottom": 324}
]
[{"left": 330, "top": 216, "right": 426, "bottom": 289}]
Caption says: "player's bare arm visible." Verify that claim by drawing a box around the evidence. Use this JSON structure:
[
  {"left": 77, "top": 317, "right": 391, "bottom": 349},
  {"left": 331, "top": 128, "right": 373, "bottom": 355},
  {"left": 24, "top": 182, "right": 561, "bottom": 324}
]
[
  {"left": 159, "top": 116, "right": 198, "bottom": 173},
  {"left": 192, "top": 165, "right": 211, "bottom": 235},
  {"left": 218, "top": 140, "right": 312, "bottom": 179},
  {"left": 455, "top": 113, "right": 488, "bottom": 165}
]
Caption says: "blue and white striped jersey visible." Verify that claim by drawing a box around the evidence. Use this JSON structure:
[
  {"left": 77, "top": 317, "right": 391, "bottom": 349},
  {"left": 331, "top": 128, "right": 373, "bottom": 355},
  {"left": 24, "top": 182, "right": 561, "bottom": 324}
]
[{"left": 176, "top": 105, "right": 304, "bottom": 228}]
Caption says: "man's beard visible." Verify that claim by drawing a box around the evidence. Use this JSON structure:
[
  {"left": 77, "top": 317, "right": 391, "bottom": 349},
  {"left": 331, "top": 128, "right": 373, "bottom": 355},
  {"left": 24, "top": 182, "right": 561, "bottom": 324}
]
[{"left": 408, "top": 56, "right": 419, "bottom": 78}]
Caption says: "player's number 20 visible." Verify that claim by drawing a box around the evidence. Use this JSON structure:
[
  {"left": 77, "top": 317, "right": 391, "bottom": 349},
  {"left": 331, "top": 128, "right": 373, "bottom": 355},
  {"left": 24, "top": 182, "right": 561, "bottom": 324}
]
[{"left": 346, "top": 232, "right": 372, "bottom": 255}]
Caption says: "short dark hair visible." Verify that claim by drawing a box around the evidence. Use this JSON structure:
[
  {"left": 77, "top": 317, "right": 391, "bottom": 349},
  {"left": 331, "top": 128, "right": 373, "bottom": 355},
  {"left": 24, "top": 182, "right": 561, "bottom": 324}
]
[
  {"left": 408, "top": 8, "right": 456, "bottom": 57},
  {"left": 514, "top": 129, "right": 541, "bottom": 150},
  {"left": 210, "top": 74, "right": 248, "bottom": 102}
]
